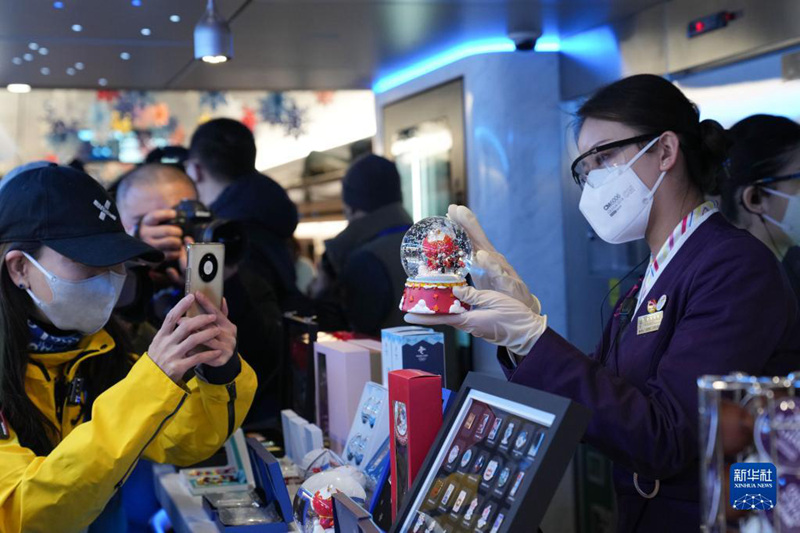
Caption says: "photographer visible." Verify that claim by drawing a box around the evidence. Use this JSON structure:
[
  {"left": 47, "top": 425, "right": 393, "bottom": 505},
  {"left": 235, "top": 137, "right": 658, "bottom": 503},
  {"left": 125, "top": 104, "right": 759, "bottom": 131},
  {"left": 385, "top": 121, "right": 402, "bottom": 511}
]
[
  {"left": 185, "top": 119, "right": 304, "bottom": 313},
  {"left": 0, "top": 163, "right": 256, "bottom": 531},
  {"left": 116, "top": 164, "right": 283, "bottom": 428}
]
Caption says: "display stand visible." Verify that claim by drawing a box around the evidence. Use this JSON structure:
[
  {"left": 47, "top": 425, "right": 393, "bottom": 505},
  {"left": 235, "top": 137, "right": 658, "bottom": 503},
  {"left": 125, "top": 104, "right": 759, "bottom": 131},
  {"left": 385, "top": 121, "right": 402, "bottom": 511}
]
[{"left": 391, "top": 372, "right": 591, "bottom": 532}]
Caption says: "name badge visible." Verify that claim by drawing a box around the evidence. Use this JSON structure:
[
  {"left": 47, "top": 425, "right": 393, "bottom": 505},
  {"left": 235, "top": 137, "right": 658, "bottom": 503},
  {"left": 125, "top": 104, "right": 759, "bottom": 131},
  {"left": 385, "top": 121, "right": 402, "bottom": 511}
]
[{"left": 637, "top": 311, "right": 663, "bottom": 335}]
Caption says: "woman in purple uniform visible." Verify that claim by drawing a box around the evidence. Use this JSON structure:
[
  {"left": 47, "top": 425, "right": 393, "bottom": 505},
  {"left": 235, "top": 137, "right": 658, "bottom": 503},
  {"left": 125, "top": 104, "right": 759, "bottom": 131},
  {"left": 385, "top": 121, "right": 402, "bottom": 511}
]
[{"left": 408, "top": 75, "right": 800, "bottom": 532}]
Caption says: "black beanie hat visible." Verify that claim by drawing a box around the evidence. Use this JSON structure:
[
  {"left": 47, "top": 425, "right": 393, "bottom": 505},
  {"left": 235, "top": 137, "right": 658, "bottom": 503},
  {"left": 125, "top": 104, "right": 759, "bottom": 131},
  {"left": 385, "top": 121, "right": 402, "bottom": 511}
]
[{"left": 342, "top": 154, "right": 403, "bottom": 213}]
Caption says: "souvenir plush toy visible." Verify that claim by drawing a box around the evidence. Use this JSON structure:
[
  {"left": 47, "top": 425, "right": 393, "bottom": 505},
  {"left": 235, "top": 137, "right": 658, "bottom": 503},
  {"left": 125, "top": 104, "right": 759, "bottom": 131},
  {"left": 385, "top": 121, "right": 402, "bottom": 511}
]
[{"left": 400, "top": 216, "right": 473, "bottom": 315}]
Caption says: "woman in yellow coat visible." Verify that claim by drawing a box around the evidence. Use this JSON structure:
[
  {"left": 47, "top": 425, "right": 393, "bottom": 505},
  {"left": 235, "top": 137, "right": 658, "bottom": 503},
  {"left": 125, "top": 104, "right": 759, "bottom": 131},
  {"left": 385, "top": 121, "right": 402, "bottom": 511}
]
[{"left": 0, "top": 163, "right": 257, "bottom": 532}]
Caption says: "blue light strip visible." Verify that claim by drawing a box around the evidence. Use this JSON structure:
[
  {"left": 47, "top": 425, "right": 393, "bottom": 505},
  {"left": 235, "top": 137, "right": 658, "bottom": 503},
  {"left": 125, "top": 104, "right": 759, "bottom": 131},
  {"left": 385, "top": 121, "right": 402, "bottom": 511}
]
[{"left": 372, "top": 36, "right": 560, "bottom": 94}]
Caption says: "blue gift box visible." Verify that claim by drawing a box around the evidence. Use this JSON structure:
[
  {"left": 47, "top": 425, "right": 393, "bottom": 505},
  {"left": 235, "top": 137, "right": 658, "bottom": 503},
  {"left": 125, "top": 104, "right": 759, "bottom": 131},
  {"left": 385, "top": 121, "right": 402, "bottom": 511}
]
[{"left": 203, "top": 437, "right": 294, "bottom": 532}]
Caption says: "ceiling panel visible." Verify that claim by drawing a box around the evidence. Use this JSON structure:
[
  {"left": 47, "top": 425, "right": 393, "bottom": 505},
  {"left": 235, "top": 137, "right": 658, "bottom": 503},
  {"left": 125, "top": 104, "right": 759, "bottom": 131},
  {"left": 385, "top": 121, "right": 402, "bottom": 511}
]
[{"left": 0, "top": 0, "right": 667, "bottom": 91}]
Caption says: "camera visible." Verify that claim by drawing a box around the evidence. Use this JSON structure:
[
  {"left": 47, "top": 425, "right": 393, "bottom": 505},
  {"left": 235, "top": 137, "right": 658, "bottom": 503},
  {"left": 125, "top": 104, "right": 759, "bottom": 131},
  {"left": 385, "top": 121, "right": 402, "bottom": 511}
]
[
  {"left": 508, "top": 30, "right": 541, "bottom": 52},
  {"left": 165, "top": 199, "right": 245, "bottom": 265}
]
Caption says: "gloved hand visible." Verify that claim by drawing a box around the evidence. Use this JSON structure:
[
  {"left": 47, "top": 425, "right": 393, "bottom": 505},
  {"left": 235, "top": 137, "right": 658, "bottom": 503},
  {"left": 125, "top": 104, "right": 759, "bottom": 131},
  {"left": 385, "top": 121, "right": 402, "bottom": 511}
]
[
  {"left": 448, "top": 205, "right": 541, "bottom": 314},
  {"left": 405, "top": 285, "right": 547, "bottom": 356}
]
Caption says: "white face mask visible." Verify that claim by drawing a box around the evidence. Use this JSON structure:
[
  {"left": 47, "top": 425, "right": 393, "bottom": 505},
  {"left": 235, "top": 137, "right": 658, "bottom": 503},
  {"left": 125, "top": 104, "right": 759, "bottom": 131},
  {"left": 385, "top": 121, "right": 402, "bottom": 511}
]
[
  {"left": 578, "top": 137, "right": 667, "bottom": 244},
  {"left": 23, "top": 252, "right": 126, "bottom": 335},
  {"left": 762, "top": 188, "right": 800, "bottom": 246}
]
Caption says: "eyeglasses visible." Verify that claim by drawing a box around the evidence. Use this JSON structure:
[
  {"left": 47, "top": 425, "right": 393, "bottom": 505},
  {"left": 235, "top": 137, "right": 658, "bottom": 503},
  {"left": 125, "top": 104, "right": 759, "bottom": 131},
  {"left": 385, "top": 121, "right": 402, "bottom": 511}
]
[
  {"left": 753, "top": 171, "right": 800, "bottom": 187},
  {"left": 570, "top": 133, "right": 660, "bottom": 187}
]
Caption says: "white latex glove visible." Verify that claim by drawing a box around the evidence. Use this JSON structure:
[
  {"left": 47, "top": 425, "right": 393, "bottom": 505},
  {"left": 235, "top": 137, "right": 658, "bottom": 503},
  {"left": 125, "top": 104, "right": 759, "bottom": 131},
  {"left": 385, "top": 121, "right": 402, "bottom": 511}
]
[
  {"left": 405, "top": 285, "right": 547, "bottom": 356},
  {"left": 448, "top": 205, "right": 541, "bottom": 314}
]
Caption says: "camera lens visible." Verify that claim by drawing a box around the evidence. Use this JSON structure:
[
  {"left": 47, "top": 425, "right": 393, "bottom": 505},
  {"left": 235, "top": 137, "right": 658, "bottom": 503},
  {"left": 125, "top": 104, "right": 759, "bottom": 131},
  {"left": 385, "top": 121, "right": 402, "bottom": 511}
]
[{"left": 198, "top": 253, "right": 219, "bottom": 282}]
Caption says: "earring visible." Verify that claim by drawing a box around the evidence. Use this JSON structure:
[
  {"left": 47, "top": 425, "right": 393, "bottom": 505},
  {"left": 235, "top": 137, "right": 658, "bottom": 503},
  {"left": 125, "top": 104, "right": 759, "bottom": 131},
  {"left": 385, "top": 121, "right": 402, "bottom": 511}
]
[{"left": 18, "top": 283, "right": 26, "bottom": 290}]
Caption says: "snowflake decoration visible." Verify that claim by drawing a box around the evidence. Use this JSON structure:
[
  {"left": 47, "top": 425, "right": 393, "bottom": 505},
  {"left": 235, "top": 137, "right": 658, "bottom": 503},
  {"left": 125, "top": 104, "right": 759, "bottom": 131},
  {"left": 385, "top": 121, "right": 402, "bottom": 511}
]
[
  {"left": 282, "top": 101, "right": 307, "bottom": 138},
  {"left": 199, "top": 91, "right": 228, "bottom": 111},
  {"left": 315, "top": 90, "right": 334, "bottom": 105},
  {"left": 732, "top": 494, "right": 774, "bottom": 511},
  {"left": 114, "top": 91, "right": 154, "bottom": 117},
  {"left": 258, "top": 93, "right": 286, "bottom": 125},
  {"left": 241, "top": 106, "right": 257, "bottom": 131},
  {"left": 257, "top": 93, "right": 308, "bottom": 138}
]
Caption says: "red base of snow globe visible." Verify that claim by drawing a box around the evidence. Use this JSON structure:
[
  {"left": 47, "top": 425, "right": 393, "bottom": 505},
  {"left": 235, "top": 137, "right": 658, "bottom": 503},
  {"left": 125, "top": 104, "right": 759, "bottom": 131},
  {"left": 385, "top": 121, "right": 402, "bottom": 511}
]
[{"left": 400, "top": 280, "right": 470, "bottom": 315}]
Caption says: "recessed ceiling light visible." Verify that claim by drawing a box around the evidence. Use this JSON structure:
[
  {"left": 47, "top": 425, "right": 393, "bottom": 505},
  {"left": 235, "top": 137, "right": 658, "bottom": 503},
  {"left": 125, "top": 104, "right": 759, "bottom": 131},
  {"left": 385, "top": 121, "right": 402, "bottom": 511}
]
[
  {"left": 53, "top": 1, "right": 64, "bottom": 9},
  {"left": 71, "top": 24, "right": 83, "bottom": 32},
  {"left": 23, "top": 53, "right": 34, "bottom": 62},
  {"left": 28, "top": 43, "right": 39, "bottom": 51},
  {"left": 140, "top": 27, "right": 151, "bottom": 36},
  {"left": 75, "top": 62, "right": 85, "bottom": 70},
  {"left": 170, "top": 15, "right": 181, "bottom": 23},
  {"left": 40, "top": 67, "right": 50, "bottom": 76},
  {"left": 98, "top": 78, "right": 108, "bottom": 87},
  {"left": 39, "top": 48, "right": 49, "bottom": 56},
  {"left": 7, "top": 84, "right": 31, "bottom": 94},
  {"left": 131, "top": 0, "right": 141, "bottom": 6},
  {"left": 12, "top": 57, "right": 22, "bottom": 65},
  {"left": 120, "top": 52, "right": 131, "bottom": 60},
  {"left": 66, "top": 67, "right": 76, "bottom": 75}
]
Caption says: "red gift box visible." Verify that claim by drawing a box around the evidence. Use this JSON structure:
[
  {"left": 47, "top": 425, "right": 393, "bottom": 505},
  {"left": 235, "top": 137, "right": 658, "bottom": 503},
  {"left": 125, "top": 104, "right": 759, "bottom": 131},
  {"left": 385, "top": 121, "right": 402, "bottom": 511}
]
[{"left": 388, "top": 369, "right": 443, "bottom": 521}]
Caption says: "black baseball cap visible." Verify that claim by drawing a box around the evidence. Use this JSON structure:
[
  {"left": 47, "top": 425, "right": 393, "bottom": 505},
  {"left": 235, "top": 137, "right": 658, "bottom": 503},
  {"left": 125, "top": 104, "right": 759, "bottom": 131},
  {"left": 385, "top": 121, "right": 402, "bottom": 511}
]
[{"left": 0, "top": 163, "right": 163, "bottom": 267}]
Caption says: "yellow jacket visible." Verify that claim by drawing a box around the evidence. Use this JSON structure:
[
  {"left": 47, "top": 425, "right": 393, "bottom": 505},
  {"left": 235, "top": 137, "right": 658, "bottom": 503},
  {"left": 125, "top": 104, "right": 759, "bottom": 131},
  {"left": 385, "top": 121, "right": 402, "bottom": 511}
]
[{"left": 0, "top": 329, "right": 257, "bottom": 533}]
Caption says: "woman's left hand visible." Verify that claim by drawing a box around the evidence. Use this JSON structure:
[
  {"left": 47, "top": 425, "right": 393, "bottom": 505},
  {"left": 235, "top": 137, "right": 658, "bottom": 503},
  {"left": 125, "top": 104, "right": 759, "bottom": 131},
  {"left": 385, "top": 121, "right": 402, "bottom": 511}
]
[
  {"left": 405, "top": 285, "right": 547, "bottom": 355},
  {"left": 191, "top": 291, "right": 238, "bottom": 367}
]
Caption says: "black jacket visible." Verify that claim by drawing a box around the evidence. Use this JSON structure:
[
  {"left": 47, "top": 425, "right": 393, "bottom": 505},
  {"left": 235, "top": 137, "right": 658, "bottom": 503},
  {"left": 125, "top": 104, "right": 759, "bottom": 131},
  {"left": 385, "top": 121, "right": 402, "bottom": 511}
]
[
  {"left": 785, "top": 246, "right": 800, "bottom": 305},
  {"left": 317, "top": 202, "right": 412, "bottom": 335},
  {"left": 211, "top": 171, "right": 302, "bottom": 312}
]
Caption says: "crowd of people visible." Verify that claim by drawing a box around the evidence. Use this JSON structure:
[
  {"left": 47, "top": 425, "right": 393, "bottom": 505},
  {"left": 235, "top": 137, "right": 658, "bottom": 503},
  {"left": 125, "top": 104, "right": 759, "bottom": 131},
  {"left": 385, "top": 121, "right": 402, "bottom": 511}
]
[{"left": 0, "top": 75, "right": 797, "bottom": 530}]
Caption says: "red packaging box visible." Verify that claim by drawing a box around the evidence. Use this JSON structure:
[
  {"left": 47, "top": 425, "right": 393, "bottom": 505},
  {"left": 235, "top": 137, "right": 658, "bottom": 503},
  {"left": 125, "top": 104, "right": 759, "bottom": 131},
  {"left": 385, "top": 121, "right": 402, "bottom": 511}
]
[{"left": 388, "top": 369, "right": 443, "bottom": 521}]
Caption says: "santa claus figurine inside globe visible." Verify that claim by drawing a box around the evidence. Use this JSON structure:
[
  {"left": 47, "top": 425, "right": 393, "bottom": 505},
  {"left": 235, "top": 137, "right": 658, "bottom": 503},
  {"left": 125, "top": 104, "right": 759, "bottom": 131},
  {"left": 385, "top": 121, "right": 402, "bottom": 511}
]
[{"left": 400, "top": 216, "right": 472, "bottom": 315}]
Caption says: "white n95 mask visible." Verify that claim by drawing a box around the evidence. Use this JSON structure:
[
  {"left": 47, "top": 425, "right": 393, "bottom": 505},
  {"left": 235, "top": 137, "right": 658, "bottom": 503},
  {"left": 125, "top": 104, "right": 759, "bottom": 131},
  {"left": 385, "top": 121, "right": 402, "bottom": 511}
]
[
  {"left": 23, "top": 252, "right": 126, "bottom": 335},
  {"left": 578, "top": 136, "right": 666, "bottom": 244},
  {"left": 762, "top": 188, "right": 800, "bottom": 245}
]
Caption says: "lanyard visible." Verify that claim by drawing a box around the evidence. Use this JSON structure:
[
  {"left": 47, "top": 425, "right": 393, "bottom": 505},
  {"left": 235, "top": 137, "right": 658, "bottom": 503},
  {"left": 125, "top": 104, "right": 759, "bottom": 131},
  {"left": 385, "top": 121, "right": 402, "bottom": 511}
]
[{"left": 634, "top": 202, "right": 718, "bottom": 316}]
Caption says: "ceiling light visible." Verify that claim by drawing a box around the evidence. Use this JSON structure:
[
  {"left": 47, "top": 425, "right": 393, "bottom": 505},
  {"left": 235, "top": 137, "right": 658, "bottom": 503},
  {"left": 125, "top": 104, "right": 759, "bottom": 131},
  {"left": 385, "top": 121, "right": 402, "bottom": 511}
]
[
  {"left": 120, "top": 52, "right": 131, "bottom": 60},
  {"left": 53, "top": 1, "right": 64, "bottom": 8},
  {"left": 131, "top": 0, "right": 141, "bottom": 5},
  {"left": 201, "top": 55, "right": 228, "bottom": 64},
  {"left": 40, "top": 67, "right": 50, "bottom": 75},
  {"left": 194, "top": 0, "right": 232, "bottom": 64},
  {"left": 12, "top": 57, "right": 22, "bottom": 65},
  {"left": 72, "top": 24, "right": 83, "bottom": 32},
  {"left": 23, "top": 53, "right": 34, "bottom": 62},
  {"left": 39, "top": 47, "right": 49, "bottom": 56},
  {"left": 140, "top": 28, "right": 151, "bottom": 36},
  {"left": 98, "top": 78, "right": 108, "bottom": 86},
  {"left": 29, "top": 43, "right": 39, "bottom": 51},
  {"left": 7, "top": 84, "right": 31, "bottom": 94},
  {"left": 75, "top": 62, "right": 84, "bottom": 70},
  {"left": 66, "top": 67, "right": 76, "bottom": 75},
  {"left": 170, "top": 15, "right": 181, "bottom": 23}
]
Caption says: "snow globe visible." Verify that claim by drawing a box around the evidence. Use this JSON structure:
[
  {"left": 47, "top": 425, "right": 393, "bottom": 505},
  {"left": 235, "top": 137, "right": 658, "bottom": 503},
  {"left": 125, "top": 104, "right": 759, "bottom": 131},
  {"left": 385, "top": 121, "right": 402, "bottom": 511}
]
[{"left": 400, "top": 216, "right": 472, "bottom": 315}]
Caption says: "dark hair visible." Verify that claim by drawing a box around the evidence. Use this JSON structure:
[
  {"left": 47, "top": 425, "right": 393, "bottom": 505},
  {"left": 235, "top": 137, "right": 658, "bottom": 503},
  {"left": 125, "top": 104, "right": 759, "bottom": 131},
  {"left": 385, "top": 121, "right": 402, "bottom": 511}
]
[
  {"left": 577, "top": 74, "right": 729, "bottom": 195},
  {"left": 719, "top": 114, "right": 800, "bottom": 223},
  {"left": 0, "top": 243, "right": 133, "bottom": 456},
  {"left": 188, "top": 118, "right": 257, "bottom": 180}
]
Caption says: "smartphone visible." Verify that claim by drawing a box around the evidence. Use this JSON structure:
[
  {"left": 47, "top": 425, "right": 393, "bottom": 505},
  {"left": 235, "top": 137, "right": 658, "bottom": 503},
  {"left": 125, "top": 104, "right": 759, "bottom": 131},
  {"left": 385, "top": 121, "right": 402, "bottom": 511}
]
[{"left": 185, "top": 242, "right": 225, "bottom": 317}]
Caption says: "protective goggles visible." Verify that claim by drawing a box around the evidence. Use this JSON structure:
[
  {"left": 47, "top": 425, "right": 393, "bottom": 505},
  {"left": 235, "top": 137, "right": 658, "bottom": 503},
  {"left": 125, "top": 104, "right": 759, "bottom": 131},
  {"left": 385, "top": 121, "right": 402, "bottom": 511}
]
[
  {"left": 570, "top": 133, "right": 660, "bottom": 187},
  {"left": 752, "top": 171, "right": 800, "bottom": 187}
]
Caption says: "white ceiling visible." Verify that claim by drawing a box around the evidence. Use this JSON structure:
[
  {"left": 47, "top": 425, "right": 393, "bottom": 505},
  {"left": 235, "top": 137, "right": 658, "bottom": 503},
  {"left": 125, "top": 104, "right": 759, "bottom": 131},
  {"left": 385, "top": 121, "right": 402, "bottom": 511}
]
[{"left": 0, "top": 0, "right": 667, "bottom": 91}]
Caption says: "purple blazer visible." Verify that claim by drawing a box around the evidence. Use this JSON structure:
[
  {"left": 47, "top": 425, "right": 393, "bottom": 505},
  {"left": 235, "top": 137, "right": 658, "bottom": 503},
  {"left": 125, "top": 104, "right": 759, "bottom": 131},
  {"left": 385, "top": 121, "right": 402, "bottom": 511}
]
[{"left": 499, "top": 214, "right": 800, "bottom": 532}]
